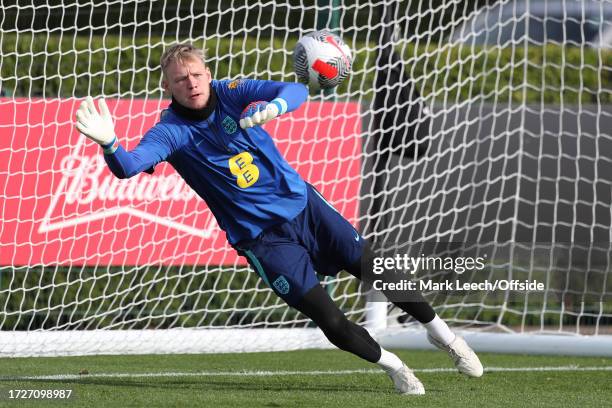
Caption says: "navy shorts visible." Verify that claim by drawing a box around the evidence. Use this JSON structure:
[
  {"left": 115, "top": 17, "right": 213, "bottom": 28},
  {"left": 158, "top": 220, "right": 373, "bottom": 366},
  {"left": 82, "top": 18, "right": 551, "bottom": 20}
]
[{"left": 233, "top": 183, "right": 364, "bottom": 306}]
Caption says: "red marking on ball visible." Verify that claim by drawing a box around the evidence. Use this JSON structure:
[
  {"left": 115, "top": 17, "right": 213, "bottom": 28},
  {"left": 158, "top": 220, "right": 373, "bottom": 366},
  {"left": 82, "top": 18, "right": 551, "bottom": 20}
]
[
  {"left": 325, "top": 35, "right": 350, "bottom": 68},
  {"left": 312, "top": 59, "right": 338, "bottom": 79}
]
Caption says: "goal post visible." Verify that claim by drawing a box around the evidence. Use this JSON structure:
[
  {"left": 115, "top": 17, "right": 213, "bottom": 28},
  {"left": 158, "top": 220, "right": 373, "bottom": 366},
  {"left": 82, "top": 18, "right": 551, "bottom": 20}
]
[{"left": 2, "top": 0, "right": 612, "bottom": 357}]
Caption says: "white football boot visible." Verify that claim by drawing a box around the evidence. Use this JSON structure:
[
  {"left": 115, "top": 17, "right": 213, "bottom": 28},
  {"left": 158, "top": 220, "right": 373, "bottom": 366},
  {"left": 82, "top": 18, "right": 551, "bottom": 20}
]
[
  {"left": 428, "top": 334, "right": 484, "bottom": 377},
  {"left": 387, "top": 364, "right": 425, "bottom": 395}
]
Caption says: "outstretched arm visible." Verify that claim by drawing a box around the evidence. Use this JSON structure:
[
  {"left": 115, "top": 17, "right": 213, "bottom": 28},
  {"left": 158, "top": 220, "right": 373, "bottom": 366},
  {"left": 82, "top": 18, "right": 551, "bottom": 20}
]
[
  {"left": 75, "top": 97, "right": 175, "bottom": 178},
  {"left": 238, "top": 80, "right": 308, "bottom": 129}
]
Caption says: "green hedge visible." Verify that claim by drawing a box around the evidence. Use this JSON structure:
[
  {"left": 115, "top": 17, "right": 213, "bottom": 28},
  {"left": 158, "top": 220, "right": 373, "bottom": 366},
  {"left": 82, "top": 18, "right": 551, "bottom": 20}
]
[
  {"left": 1, "top": 33, "right": 611, "bottom": 103},
  {"left": 0, "top": 266, "right": 363, "bottom": 331},
  {"left": 404, "top": 43, "right": 612, "bottom": 105},
  {"left": 2, "top": 264, "right": 607, "bottom": 331}
]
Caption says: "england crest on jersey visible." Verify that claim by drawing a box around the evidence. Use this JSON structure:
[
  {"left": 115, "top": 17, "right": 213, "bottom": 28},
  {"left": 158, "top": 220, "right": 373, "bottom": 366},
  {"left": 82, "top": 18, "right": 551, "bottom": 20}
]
[{"left": 222, "top": 116, "right": 238, "bottom": 134}]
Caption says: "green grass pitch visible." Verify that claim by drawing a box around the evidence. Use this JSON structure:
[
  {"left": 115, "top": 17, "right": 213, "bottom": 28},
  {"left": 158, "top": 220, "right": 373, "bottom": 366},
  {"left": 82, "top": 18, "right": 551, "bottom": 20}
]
[{"left": 0, "top": 349, "right": 611, "bottom": 407}]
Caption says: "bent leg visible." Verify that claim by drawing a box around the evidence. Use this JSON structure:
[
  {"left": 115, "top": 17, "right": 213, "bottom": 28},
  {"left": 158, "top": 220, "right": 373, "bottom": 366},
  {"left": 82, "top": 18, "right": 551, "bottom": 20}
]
[{"left": 345, "top": 242, "right": 483, "bottom": 377}]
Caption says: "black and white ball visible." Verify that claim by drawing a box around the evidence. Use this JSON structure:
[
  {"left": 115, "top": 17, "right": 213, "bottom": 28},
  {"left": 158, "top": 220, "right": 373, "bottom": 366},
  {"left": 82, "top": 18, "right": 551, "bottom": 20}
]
[{"left": 293, "top": 30, "right": 353, "bottom": 90}]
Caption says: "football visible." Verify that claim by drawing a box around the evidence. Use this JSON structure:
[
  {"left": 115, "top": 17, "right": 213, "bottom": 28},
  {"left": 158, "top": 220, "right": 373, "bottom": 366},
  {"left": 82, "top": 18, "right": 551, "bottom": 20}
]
[{"left": 293, "top": 30, "right": 353, "bottom": 90}]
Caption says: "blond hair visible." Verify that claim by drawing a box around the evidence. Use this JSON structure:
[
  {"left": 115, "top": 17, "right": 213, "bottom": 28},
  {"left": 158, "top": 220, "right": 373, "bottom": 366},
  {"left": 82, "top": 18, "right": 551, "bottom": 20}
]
[{"left": 160, "top": 43, "right": 207, "bottom": 78}]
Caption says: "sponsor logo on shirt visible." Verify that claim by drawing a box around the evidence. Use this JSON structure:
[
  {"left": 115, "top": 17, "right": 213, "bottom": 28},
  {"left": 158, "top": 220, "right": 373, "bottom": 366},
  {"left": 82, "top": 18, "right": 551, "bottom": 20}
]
[{"left": 229, "top": 151, "right": 259, "bottom": 188}]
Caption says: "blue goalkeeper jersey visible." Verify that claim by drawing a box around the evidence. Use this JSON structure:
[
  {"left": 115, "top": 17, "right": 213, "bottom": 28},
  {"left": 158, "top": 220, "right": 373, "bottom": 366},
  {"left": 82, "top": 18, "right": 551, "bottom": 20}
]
[{"left": 104, "top": 79, "right": 309, "bottom": 244}]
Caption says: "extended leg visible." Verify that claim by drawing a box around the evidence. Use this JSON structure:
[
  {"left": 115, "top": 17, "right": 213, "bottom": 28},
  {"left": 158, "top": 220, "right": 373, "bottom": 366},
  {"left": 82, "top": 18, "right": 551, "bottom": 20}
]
[{"left": 294, "top": 283, "right": 425, "bottom": 394}]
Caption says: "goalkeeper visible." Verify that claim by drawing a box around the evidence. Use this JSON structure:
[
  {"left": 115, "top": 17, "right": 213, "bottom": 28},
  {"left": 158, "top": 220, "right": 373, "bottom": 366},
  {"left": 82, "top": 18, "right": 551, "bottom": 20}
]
[{"left": 75, "top": 43, "right": 483, "bottom": 395}]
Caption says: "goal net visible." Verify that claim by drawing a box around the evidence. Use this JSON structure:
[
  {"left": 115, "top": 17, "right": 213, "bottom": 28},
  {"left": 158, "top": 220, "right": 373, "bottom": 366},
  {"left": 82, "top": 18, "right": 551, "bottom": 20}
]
[{"left": 1, "top": 0, "right": 612, "bottom": 357}]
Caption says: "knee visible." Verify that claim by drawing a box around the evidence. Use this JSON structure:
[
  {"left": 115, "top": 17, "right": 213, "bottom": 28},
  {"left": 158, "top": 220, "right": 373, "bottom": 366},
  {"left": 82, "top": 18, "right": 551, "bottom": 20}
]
[
  {"left": 318, "top": 311, "right": 349, "bottom": 334},
  {"left": 316, "top": 313, "right": 354, "bottom": 348}
]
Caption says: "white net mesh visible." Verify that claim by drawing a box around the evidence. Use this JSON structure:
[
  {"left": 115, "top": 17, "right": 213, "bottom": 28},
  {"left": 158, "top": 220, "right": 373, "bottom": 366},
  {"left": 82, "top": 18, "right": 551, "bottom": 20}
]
[{"left": 1, "top": 0, "right": 612, "bottom": 357}]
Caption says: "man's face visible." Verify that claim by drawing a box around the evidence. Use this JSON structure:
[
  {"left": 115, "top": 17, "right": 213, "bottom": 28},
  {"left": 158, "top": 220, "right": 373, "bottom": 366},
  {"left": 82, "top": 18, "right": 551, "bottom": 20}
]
[{"left": 162, "top": 57, "right": 212, "bottom": 110}]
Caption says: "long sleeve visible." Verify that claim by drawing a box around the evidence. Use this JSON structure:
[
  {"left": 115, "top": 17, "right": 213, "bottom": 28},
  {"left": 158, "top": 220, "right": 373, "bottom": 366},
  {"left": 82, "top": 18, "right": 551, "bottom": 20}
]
[
  {"left": 103, "top": 124, "right": 180, "bottom": 179},
  {"left": 268, "top": 81, "right": 309, "bottom": 113},
  {"left": 237, "top": 80, "right": 308, "bottom": 113}
]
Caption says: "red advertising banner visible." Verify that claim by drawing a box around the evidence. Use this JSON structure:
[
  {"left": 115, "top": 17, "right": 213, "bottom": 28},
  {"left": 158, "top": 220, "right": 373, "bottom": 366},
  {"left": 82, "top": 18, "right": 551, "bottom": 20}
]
[{"left": 0, "top": 98, "right": 361, "bottom": 266}]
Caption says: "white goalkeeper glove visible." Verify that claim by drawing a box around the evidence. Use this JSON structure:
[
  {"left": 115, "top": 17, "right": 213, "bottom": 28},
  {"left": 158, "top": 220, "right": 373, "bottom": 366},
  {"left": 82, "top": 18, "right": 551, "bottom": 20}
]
[
  {"left": 75, "top": 97, "right": 118, "bottom": 150},
  {"left": 239, "top": 98, "right": 287, "bottom": 129}
]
